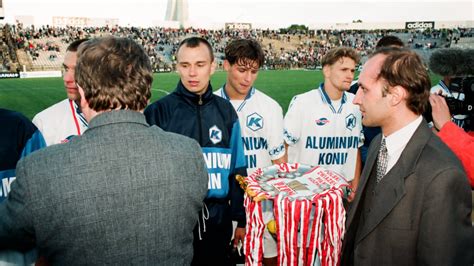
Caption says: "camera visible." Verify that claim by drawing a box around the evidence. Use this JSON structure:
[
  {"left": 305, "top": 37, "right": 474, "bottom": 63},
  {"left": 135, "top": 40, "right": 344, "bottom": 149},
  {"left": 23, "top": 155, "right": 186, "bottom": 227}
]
[
  {"left": 425, "top": 48, "right": 474, "bottom": 131},
  {"left": 425, "top": 76, "right": 473, "bottom": 131},
  {"left": 447, "top": 77, "right": 474, "bottom": 115}
]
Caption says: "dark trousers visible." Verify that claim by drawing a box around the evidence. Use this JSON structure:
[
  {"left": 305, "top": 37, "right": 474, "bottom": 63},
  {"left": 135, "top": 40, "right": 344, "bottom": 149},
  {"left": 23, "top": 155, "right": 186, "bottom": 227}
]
[{"left": 191, "top": 200, "right": 233, "bottom": 266}]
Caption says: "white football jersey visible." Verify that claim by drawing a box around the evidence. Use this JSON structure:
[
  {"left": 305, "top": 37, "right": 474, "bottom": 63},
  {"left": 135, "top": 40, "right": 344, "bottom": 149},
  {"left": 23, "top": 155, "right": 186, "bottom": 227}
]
[
  {"left": 215, "top": 87, "right": 286, "bottom": 175},
  {"left": 33, "top": 99, "right": 88, "bottom": 146},
  {"left": 283, "top": 84, "right": 363, "bottom": 181}
]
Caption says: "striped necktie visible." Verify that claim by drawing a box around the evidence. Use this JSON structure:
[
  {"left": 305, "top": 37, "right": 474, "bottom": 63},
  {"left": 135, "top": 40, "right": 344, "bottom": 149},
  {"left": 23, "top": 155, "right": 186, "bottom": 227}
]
[{"left": 376, "top": 138, "right": 388, "bottom": 183}]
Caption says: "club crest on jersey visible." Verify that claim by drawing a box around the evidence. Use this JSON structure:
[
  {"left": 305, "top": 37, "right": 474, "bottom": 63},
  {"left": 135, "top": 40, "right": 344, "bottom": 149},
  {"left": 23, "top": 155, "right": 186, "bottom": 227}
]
[
  {"left": 247, "top": 112, "right": 263, "bottom": 131},
  {"left": 209, "top": 125, "right": 222, "bottom": 144},
  {"left": 345, "top": 114, "right": 357, "bottom": 131},
  {"left": 315, "top": 118, "right": 330, "bottom": 126}
]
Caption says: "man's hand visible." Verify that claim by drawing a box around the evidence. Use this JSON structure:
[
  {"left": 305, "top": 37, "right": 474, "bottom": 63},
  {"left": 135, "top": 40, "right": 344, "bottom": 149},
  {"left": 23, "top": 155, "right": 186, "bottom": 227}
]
[
  {"left": 233, "top": 227, "right": 246, "bottom": 248},
  {"left": 429, "top": 94, "right": 452, "bottom": 131},
  {"left": 347, "top": 181, "right": 357, "bottom": 202},
  {"left": 347, "top": 189, "right": 356, "bottom": 202}
]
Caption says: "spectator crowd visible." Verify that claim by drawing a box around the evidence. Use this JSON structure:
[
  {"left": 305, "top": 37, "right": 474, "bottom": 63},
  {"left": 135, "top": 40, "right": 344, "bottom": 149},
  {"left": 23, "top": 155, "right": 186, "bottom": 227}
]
[{"left": 1, "top": 21, "right": 471, "bottom": 72}]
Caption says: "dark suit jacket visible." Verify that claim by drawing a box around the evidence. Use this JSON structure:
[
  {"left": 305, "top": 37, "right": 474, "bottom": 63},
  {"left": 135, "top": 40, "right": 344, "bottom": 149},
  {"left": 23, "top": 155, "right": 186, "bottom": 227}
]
[
  {"left": 342, "top": 120, "right": 474, "bottom": 265},
  {"left": 0, "top": 110, "right": 208, "bottom": 265}
]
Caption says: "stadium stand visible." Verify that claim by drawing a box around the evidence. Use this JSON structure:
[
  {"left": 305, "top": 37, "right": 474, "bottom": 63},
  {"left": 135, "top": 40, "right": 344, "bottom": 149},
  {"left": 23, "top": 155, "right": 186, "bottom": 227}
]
[
  {"left": 2, "top": 22, "right": 472, "bottom": 72},
  {"left": 0, "top": 24, "right": 20, "bottom": 72}
]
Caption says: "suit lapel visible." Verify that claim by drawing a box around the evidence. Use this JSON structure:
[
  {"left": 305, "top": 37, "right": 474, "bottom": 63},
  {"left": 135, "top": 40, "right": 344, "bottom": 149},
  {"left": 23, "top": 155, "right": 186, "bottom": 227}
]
[
  {"left": 354, "top": 121, "right": 432, "bottom": 244},
  {"left": 342, "top": 133, "right": 380, "bottom": 262},
  {"left": 355, "top": 169, "right": 406, "bottom": 243},
  {"left": 345, "top": 134, "right": 380, "bottom": 227}
]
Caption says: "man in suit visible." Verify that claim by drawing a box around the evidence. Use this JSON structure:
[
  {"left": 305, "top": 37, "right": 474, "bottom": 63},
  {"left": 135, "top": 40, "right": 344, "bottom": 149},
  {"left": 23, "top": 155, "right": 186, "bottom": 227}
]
[
  {"left": 348, "top": 35, "right": 404, "bottom": 167},
  {"left": 341, "top": 47, "right": 473, "bottom": 265},
  {"left": 0, "top": 37, "right": 208, "bottom": 265}
]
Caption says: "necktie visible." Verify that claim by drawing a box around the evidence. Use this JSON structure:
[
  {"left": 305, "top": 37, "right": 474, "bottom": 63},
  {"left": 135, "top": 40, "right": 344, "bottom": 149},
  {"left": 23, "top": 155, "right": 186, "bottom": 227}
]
[{"left": 376, "top": 138, "right": 388, "bottom": 183}]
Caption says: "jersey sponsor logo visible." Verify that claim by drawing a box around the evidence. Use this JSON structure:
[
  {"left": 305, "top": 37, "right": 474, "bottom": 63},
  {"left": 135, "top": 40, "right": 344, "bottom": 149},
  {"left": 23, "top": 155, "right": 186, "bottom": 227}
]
[
  {"left": 209, "top": 125, "right": 222, "bottom": 144},
  {"left": 242, "top": 137, "right": 268, "bottom": 151},
  {"left": 284, "top": 129, "right": 298, "bottom": 144},
  {"left": 203, "top": 152, "right": 232, "bottom": 169},
  {"left": 305, "top": 136, "right": 359, "bottom": 166},
  {"left": 269, "top": 143, "right": 285, "bottom": 156},
  {"left": 345, "top": 114, "right": 357, "bottom": 131},
  {"left": 0, "top": 177, "right": 16, "bottom": 199},
  {"left": 315, "top": 117, "right": 330, "bottom": 126},
  {"left": 0, "top": 170, "right": 16, "bottom": 201},
  {"left": 246, "top": 154, "right": 257, "bottom": 169},
  {"left": 305, "top": 136, "right": 359, "bottom": 149},
  {"left": 202, "top": 147, "right": 232, "bottom": 198},
  {"left": 318, "top": 152, "right": 349, "bottom": 165},
  {"left": 208, "top": 172, "right": 223, "bottom": 190},
  {"left": 246, "top": 112, "right": 263, "bottom": 131},
  {"left": 242, "top": 137, "right": 268, "bottom": 170}
]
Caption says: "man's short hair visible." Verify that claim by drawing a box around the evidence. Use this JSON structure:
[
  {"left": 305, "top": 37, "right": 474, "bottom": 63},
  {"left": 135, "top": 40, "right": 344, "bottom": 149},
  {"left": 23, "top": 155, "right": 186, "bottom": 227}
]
[
  {"left": 177, "top": 37, "right": 214, "bottom": 62},
  {"left": 375, "top": 35, "right": 404, "bottom": 49},
  {"left": 225, "top": 39, "right": 264, "bottom": 68},
  {"left": 66, "top": 39, "right": 89, "bottom": 52},
  {"left": 321, "top": 47, "right": 360, "bottom": 67},
  {"left": 75, "top": 37, "right": 152, "bottom": 112},
  {"left": 373, "top": 47, "right": 430, "bottom": 115}
]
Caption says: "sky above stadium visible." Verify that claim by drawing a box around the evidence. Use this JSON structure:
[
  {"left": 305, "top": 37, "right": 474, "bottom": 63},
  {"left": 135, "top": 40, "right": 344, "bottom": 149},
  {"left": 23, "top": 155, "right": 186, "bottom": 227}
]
[{"left": 2, "top": 0, "right": 473, "bottom": 28}]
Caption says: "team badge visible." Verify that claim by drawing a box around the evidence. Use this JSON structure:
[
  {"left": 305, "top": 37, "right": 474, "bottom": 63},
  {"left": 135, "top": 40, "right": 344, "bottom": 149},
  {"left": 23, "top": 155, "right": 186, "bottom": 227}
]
[
  {"left": 209, "top": 125, "right": 222, "bottom": 144},
  {"left": 345, "top": 114, "right": 356, "bottom": 131},
  {"left": 315, "top": 117, "right": 330, "bottom": 126},
  {"left": 247, "top": 112, "right": 263, "bottom": 131}
]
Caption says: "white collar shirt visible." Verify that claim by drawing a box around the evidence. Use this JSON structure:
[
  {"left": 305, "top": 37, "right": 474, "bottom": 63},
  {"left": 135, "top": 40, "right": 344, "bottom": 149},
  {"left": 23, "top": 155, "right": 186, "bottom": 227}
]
[{"left": 383, "top": 115, "right": 422, "bottom": 174}]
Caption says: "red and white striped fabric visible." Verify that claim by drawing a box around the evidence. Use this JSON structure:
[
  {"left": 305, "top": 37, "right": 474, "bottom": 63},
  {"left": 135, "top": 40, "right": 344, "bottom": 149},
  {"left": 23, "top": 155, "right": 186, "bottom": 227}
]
[{"left": 243, "top": 163, "right": 348, "bottom": 266}]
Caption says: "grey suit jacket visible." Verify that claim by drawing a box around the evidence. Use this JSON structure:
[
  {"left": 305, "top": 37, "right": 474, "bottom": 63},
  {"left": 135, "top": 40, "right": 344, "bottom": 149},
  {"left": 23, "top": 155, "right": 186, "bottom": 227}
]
[
  {"left": 342, "top": 120, "right": 474, "bottom": 266},
  {"left": 0, "top": 110, "right": 208, "bottom": 265}
]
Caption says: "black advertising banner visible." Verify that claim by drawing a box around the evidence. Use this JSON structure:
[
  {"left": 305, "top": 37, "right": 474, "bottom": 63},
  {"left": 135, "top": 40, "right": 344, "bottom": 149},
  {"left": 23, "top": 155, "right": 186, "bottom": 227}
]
[
  {"left": 405, "top": 21, "right": 435, "bottom": 30},
  {"left": 0, "top": 72, "right": 20, "bottom": 79}
]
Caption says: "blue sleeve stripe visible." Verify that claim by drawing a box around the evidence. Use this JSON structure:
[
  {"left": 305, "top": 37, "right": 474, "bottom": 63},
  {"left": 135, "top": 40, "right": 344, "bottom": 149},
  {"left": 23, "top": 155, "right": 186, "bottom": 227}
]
[
  {"left": 20, "top": 130, "right": 46, "bottom": 158},
  {"left": 230, "top": 120, "right": 247, "bottom": 170}
]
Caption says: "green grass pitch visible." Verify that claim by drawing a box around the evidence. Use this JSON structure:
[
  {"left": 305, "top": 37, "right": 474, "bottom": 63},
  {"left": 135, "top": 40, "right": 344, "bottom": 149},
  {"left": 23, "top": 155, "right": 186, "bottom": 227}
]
[{"left": 0, "top": 70, "right": 440, "bottom": 120}]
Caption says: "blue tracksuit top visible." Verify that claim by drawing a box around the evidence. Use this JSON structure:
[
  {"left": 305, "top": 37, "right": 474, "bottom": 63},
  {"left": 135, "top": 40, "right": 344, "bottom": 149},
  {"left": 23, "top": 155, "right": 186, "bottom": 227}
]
[
  {"left": 0, "top": 109, "right": 46, "bottom": 202},
  {"left": 144, "top": 81, "right": 247, "bottom": 227}
]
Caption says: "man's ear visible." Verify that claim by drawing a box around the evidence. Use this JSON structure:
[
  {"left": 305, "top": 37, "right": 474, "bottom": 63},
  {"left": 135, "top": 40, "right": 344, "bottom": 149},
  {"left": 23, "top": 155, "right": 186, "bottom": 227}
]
[
  {"left": 210, "top": 59, "right": 217, "bottom": 75},
  {"left": 389, "top": 85, "right": 407, "bottom": 106},
  {"left": 77, "top": 85, "right": 90, "bottom": 114},
  {"left": 322, "top": 65, "right": 330, "bottom": 78},
  {"left": 223, "top": 60, "right": 230, "bottom": 71}
]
